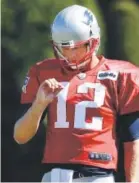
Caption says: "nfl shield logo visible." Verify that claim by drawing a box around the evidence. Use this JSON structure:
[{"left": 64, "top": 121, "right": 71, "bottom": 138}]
[{"left": 77, "top": 73, "right": 86, "bottom": 80}]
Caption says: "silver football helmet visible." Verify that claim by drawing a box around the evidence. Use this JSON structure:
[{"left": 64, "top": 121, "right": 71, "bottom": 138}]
[{"left": 51, "top": 4, "right": 100, "bottom": 70}]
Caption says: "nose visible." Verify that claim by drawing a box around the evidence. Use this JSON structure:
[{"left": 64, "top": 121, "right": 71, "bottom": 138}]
[{"left": 67, "top": 49, "right": 77, "bottom": 62}]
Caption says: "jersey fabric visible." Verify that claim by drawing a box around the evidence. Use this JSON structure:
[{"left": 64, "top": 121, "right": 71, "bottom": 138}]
[{"left": 21, "top": 56, "right": 139, "bottom": 170}]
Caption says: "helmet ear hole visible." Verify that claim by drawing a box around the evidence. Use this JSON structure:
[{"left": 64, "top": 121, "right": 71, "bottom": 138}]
[{"left": 90, "top": 30, "right": 93, "bottom": 36}]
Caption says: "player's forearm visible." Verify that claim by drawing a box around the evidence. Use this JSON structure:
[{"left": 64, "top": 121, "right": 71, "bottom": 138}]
[
  {"left": 14, "top": 99, "right": 48, "bottom": 144},
  {"left": 124, "top": 139, "right": 139, "bottom": 182}
]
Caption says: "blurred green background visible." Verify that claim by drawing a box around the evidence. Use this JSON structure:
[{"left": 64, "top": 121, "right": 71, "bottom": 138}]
[{"left": 2, "top": 0, "right": 139, "bottom": 182}]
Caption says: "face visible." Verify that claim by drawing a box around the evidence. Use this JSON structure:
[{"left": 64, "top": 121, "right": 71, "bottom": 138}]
[{"left": 61, "top": 44, "right": 88, "bottom": 65}]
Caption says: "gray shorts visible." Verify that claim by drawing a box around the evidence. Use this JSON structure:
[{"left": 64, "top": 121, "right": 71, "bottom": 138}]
[{"left": 41, "top": 168, "right": 115, "bottom": 182}]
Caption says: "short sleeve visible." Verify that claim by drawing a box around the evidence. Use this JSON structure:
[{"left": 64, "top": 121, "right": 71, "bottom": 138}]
[
  {"left": 119, "top": 69, "right": 139, "bottom": 115},
  {"left": 21, "top": 66, "right": 39, "bottom": 104}
]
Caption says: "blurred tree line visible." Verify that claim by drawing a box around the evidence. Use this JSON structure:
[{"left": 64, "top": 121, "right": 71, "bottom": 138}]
[{"left": 1, "top": 0, "right": 139, "bottom": 182}]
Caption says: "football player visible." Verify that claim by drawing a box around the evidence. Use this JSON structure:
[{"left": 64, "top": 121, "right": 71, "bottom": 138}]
[{"left": 14, "top": 5, "right": 139, "bottom": 182}]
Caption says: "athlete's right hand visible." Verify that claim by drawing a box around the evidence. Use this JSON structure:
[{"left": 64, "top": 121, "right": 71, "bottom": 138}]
[{"left": 35, "top": 78, "right": 64, "bottom": 105}]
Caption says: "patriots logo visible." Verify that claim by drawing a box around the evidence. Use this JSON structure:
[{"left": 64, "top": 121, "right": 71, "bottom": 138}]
[{"left": 82, "top": 10, "right": 93, "bottom": 25}]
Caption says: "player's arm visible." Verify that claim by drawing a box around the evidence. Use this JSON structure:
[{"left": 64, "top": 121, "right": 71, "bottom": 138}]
[
  {"left": 124, "top": 140, "right": 139, "bottom": 182},
  {"left": 119, "top": 112, "right": 139, "bottom": 182},
  {"left": 118, "top": 68, "right": 139, "bottom": 182},
  {"left": 14, "top": 78, "right": 64, "bottom": 144},
  {"left": 13, "top": 99, "right": 48, "bottom": 144}
]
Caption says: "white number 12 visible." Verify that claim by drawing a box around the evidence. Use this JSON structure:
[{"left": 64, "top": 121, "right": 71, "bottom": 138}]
[{"left": 55, "top": 82, "right": 106, "bottom": 130}]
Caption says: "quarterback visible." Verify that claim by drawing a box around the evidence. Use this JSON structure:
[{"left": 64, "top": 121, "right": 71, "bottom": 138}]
[{"left": 14, "top": 5, "right": 139, "bottom": 182}]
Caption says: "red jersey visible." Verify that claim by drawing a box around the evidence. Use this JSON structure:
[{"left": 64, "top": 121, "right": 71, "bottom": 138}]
[{"left": 21, "top": 56, "right": 139, "bottom": 170}]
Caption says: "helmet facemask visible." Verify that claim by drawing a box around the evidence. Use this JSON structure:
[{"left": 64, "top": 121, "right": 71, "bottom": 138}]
[{"left": 52, "top": 38, "right": 99, "bottom": 72}]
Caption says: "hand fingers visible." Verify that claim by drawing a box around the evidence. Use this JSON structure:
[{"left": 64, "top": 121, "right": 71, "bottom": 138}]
[
  {"left": 53, "top": 87, "right": 63, "bottom": 96},
  {"left": 50, "top": 78, "right": 63, "bottom": 92},
  {"left": 42, "top": 78, "right": 64, "bottom": 93}
]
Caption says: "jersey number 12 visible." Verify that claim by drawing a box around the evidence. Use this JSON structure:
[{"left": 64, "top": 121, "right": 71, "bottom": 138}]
[{"left": 55, "top": 82, "right": 106, "bottom": 130}]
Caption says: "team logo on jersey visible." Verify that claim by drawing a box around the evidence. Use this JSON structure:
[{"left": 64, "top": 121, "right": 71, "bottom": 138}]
[
  {"left": 22, "top": 76, "right": 30, "bottom": 93},
  {"left": 97, "top": 71, "right": 118, "bottom": 81}
]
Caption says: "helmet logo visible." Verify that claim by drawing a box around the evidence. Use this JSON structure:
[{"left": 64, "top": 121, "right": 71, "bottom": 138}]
[{"left": 82, "top": 10, "right": 93, "bottom": 25}]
